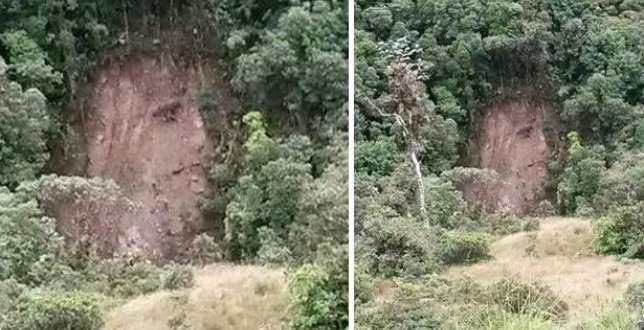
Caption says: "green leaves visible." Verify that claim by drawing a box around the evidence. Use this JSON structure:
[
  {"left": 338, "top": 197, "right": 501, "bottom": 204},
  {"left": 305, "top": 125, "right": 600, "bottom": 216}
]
[
  {"left": 287, "top": 263, "right": 346, "bottom": 330},
  {"left": 227, "top": 111, "right": 349, "bottom": 261},
  {"left": 0, "top": 187, "right": 65, "bottom": 286},
  {"left": 562, "top": 73, "right": 631, "bottom": 137},
  {"left": 2, "top": 291, "right": 103, "bottom": 330},
  {"left": 356, "top": 136, "right": 400, "bottom": 177},
  {"left": 556, "top": 132, "right": 606, "bottom": 214},
  {"left": 232, "top": 2, "right": 347, "bottom": 120},
  {"left": 0, "top": 58, "right": 50, "bottom": 188},
  {"left": 0, "top": 31, "right": 62, "bottom": 95}
]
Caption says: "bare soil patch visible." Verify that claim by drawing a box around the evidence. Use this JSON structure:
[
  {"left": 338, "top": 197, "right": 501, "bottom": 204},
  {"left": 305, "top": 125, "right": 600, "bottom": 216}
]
[
  {"left": 464, "top": 96, "right": 554, "bottom": 214},
  {"left": 51, "top": 47, "right": 239, "bottom": 259}
]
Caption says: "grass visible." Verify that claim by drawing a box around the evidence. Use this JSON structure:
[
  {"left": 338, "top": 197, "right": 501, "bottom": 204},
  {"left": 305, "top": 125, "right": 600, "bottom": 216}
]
[
  {"left": 578, "top": 304, "right": 634, "bottom": 330},
  {"left": 447, "top": 217, "right": 644, "bottom": 327},
  {"left": 103, "top": 263, "right": 287, "bottom": 330},
  {"left": 478, "top": 312, "right": 557, "bottom": 330}
]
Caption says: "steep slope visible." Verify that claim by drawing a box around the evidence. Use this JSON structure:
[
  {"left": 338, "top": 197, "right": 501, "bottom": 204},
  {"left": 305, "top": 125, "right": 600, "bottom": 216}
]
[
  {"left": 50, "top": 47, "right": 239, "bottom": 259},
  {"left": 464, "top": 93, "right": 556, "bottom": 214}
]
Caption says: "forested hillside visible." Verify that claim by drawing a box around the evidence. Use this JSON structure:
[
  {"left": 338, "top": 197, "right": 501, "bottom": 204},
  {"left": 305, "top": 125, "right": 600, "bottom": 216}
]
[
  {"left": 355, "top": 0, "right": 644, "bottom": 328},
  {"left": 0, "top": 1, "right": 347, "bottom": 329}
]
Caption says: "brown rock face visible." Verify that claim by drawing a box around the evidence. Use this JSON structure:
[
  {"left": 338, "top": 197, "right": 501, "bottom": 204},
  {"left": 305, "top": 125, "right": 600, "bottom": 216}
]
[
  {"left": 464, "top": 97, "right": 552, "bottom": 214},
  {"left": 82, "top": 54, "right": 213, "bottom": 258}
]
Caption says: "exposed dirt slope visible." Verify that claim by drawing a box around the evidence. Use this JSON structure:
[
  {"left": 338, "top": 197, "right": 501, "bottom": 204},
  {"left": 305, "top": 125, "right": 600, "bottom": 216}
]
[
  {"left": 51, "top": 49, "right": 239, "bottom": 259},
  {"left": 465, "top": 96, "right": 553, "bottom": 214},
  {"left": 104, "top": 264, "right": 287, "bottom": 330},
  {"left": 447, "top": 217, "right": 644, "bottom": 328},
  {"left": 86, "top": 54, "right": 212, "bottom": 258}
]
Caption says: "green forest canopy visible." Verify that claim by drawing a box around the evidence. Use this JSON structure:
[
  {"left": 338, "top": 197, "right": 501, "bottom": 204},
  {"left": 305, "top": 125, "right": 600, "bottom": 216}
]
[{"left": 0, "top": 1, "right": 347, "bottom": 329}]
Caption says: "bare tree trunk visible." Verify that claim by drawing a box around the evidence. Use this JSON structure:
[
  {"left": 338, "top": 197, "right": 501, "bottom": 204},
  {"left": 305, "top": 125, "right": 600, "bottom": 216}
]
[
  {"left": 357, "top": 95, "right": 429, "bottom": 222},
  {"left": 409, "top": 143, "right": 427, "bottom": 225},
  {"left": 122, "top": 0, "right": 129, "bottom": 47}
]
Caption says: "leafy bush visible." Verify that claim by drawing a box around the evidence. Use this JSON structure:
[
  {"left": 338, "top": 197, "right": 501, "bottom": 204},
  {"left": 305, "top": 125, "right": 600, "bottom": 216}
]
[
  {"left": 356, "top": 301, "right": 442, "bottom": 330},
  {"left": 592, "top": 213, "right": 628, "bottom": 256},
  {"left": 533, "top": 200, "right": 556, "bottom": 217},
  {"left": 425, "top": 176, "right": 472, "bottom": 230},
  {"left": 487, "top": 279, "right": 567, "bottom": 320},
  {"left": 87, "top": 259, "right": 161, "bottom": 298},
  {"left": 0, "top": 31, "right": 62, "bottom": 95},
  {"left": 355, "top": 136, "right": 400, "bottom": 177},
  {"left": 594, "top": 152, "right": 644, "bottom": 211},
  {"left": 0, "top": 279, "right": 27, "bottom": 316},
  {"left": 225, "top": 112, "right": 315, "bottom": 260},
  {"left": 436, "top": 231, "right": 491, "bottom": 265},
  {"left": 624, "top": 281, "right": 644, "bottom": 311},
  {"left": 189, "top": 233, "right": 223, "bottom": 266},
  {"left": 256, "top": 227, "right": 292, "bottom": 264},
  {"left": 483, "top": 211, "right": 540, "bottom": 236},
  {"left": 418, "top": 115, "right": 460, "bottom": 174},
  {"left": 0, "top": 187, "right": 67, "bottom": 286},
  {"left": 160, "top": 264, "right": 194, "bottom": 290},
  {"left": 287, "top": 263, "right": 345, "bottom": 330},
  {"left": 88, "top": 258, "right": 195, "bottom": 297},
  {"left": 0, "top": 58, "right": 50, "bottom": 188},
  {"left": 592, "top": 203, "right": 644, "bottom": 257},
  {"left": 556, "top": 132, "right": 606, "bottom": 214},
  {"left": 2, "top": 291, "right": 103, "bottom": 330},
  {"left": 359, "top": 214, "right": 439, "bottom": 277}
]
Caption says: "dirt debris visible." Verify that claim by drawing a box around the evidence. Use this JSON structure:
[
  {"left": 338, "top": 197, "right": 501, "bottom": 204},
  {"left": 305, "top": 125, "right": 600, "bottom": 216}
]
[
  {"left": 464, "top": 95, "right": 554, "bottom": 214},
  {"left": 51, "top": 51, "right": 239, "bottom": 259}
]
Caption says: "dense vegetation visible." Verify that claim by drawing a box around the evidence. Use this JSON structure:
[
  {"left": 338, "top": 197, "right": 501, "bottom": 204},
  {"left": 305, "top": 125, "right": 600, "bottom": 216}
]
[
  {"left": 0, "top": 0, "right": 347, "bottom": 329},
  {"left": 356, "top": 0, "right": 644, "bottom": 328}
]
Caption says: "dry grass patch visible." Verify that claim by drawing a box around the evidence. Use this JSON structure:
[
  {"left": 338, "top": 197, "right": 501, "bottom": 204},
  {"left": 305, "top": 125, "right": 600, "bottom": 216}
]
[
  {"left": 447, "top": 217, "right": 644, "bottom": 328},
  {"left": 104, "top": 264, "right": 287, "bottom": 330}
]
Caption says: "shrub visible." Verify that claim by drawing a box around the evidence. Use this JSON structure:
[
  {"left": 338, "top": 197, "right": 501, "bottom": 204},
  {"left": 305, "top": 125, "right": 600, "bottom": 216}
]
[
  {"left": 453, "top": 306, "right": 557, "bottom": 330},
  {"left": 418, "top": 115, "right": 460, "bottom": 174},
  {"left": 487, "top": 279, "right": 568, "bottom": 320},
  {"left": 556, "top": 132, "right": 606, "bottom": 214},
  {"left": 574, "top": 197, "right": 596, "bottom": 217},
  {"left": 189, "top": 233, "right": 223, "bottom": 266},
  {"left": 533, "top": 200, "right": 556, "bottom": 217},
  {"left": 425, "top": 176, "right": 472, "bottom": 229},
  {"left": 477, "top": 310, "right": 556, "bottom": 330},
  {"left": 0, "top": 58, "right": 51, "bottom": 188},
  {"left": 355, "top": 136, "right": 400, "bottom": 177},
  {"left": 0, "top": 279, "right": 27, "bottom": 317},
  {"left": 594, "top": 152, "right": 644, "bottom": 211},
  {"left": 110, "top": 264, "right": 162, "bottom": 297},
  {"left": 579, "top": 304, "right": 633, "bottom": 330},
  {"left": 592, "top": 213, "right": 628, "bottom": 255},
  {"left": 256, "top": 227, "right": 292, "bottom": 264},
  {"left": 0, "top": 187, "right": 67, "bottom": 286},
  {"left": 88, "top": 258, "right": 195, "bottom": 297},
  {"left": 624, "top": 281, "right": 644, "bottom": 311},
  {"left": 592, "top": 203, "right": 644, "bottom": 257},
  {"left": 436, "top": 231, "right": 491, "bottom": 265},
  {"left": 359, "top": 215, "right": 439, "bottom": 277},
  {"left": 356, "top": 301, "right": 442, "bottom": 330},
  {"left": 2, "top": 291, "right": 103, "bottom": 330},
  {"left": 483, "top": 211, "right": 539, "bottom": 236},
  {"left": 87, "top": 259, "right": 162, "bottom": 298},
  {"left": 160, "top": 264, "right": 194, "bottom": 290},
  {"left": 287, "top": 263, "right": 345, "bottom": 330}
]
